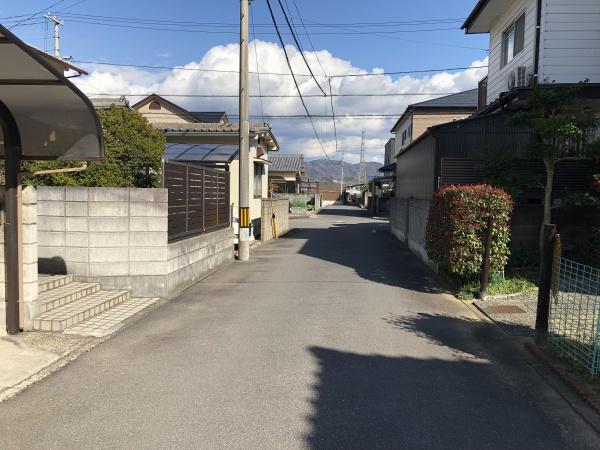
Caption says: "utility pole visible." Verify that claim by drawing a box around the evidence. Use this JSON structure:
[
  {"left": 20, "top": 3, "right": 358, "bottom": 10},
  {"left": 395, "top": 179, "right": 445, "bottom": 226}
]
[
  {"left": 44, "top": 13, "right": 64, "bottom": 58},
  {"left": 358, "top": 130, "right": 366, "bottom": 184},
  {"left": 238, "top": 0, "right": 251, "bottom": 261},
  {"left": 339, "top": 148, "right": 345, "bottom": 201}
]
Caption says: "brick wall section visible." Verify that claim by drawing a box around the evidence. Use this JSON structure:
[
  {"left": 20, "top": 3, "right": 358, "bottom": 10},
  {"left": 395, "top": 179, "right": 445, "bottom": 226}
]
[
  {"left": 261, "top": 199, "right": 290, "bottom": 242},
  {"left": 1, "top": 187, "right": 38, "bottom": 333},
  {"left": 37, "top": 187, "right": 234, "bottom": 298}
]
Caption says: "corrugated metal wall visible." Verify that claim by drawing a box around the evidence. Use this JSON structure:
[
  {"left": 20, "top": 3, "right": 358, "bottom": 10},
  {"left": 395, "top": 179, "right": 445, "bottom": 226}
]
[{"left": 395, "top": 134, "right": 436, "bottom": 200}]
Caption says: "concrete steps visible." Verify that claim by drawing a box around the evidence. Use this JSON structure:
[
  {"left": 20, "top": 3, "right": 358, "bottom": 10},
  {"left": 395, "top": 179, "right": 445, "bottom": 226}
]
[
  {"left": 38, "top": 282, "right": 102, "bottom": 314},
  {"left": 33, "top": 290, "right": 130, "bottom": 332},
  {"left": 38, "top": 274, "right": 73, "bottom": 294},
  {"left": 32, "top": 274, "right": 159, "bottom": 336}
]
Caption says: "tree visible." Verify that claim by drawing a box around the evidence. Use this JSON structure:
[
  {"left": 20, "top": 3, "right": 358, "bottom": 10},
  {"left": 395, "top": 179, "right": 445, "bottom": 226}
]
[
  {"left": 23, "top": 107, "right": 165, "bottom": 187},
  {"left": 509, "top": 82, "right": 600, "bottom": 247}
]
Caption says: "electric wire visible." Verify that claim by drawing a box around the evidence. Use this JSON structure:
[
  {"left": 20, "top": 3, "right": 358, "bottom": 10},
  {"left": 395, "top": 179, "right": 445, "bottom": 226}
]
[
  {"left": 68, "top": 59, "right": 487, "bottom": 78},
  {"left": 275, "top": 0, "right": 326, "bottom": 95},
  {"left": 264, "top": 0, "right": 332, "bottom": 161}
]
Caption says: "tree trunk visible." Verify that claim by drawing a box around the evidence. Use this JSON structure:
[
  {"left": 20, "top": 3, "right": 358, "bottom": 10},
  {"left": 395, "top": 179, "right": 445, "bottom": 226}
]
[{"left": 540, "top": 158, "right": 556, "bottom": 252}]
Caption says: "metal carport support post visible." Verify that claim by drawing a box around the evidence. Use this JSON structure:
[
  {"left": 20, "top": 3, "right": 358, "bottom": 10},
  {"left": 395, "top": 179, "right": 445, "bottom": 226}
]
[{"left": 0, "top": 100, "right": 22, "bottom": 334}]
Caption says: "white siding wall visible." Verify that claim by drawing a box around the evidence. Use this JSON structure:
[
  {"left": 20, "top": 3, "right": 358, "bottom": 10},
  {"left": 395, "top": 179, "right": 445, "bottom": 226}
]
[
  {"left": 541, "top": 0, "right": 600, "bottom": 83},
  {"left": 487, "top": 0, "right": 537, "bottom": 104}
]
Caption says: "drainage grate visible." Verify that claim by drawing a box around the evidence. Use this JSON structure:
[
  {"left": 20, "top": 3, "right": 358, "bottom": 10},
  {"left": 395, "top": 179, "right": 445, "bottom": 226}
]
[{"left": 486, "top": 305, "right": 527, "bottom": 314}]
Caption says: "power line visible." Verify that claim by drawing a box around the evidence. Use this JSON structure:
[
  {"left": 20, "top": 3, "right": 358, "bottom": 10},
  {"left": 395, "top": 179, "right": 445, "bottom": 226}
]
[
  {"left": 83, "top": 91, "right": 476, "bottom": 98},
  {"left": 4, "top": 11, "right": 467, "bottom": 28},
  {"left": 70, "top": 59, "right": 487, "bottom": 78},
  {"left": 275, "top": 0, "right": 326, "bottom": 95},
  {"left": 7, "top": 0, "right": 67, "bottom": 29},
  {"left": 265, "top": 0, "right": 331, "bottom": 161}
]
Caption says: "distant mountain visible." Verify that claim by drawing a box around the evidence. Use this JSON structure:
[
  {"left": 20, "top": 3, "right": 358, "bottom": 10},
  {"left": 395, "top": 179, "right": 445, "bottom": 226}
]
[{"left": 304, "top": 159, "right": 382, "bottom": 184}]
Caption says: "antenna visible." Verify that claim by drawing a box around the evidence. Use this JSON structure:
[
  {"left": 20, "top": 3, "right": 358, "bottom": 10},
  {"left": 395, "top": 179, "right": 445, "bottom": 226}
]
[
  {"left": 43, "top": 13, "right": 64, "bottom": 58},
  {"left": 358, "top": 130, "right": 366, "bottom": 184}
]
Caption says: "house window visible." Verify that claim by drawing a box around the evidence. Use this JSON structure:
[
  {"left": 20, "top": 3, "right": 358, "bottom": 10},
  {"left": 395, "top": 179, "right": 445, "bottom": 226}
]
[
  {"left": 502, "top": 13, "right": 525, "bottom": 67},
  {"left": 254, "top": 162, "right": 264, "bottom": 198},
  {"left": 149, "top": 101, "right": 162, "bottom": 110}
]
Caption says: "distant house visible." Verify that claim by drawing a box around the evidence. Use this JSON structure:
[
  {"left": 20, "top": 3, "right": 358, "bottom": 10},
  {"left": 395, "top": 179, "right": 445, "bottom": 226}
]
[
  {"left": 268, "top": 154, "right": 305, "bottom": 194},
  {"left": 390, "top": 89, "right": 478, "bottom": 156},
  {"left": 89, "top": 96, "right": 130, "bottom": 110},
  {"left": 378, "top": 138, "right": 396, "bottom": 178},
  {"left": 133, "top": 94, "right": 228, "bottom": 125},
  {"left": 132, "top": 94, "right": 278, "bottom": 241}
]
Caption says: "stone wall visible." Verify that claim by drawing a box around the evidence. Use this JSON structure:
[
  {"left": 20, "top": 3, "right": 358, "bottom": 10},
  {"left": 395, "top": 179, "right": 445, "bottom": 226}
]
[
  {"left": 261, "top": 198, "right": 290, "bottom": 242},
  {"left": 389, "top": 197, "right": 437, "bottom": 271},
  {"left": 37, "top": 187, "right": 234, "bottom": 298},
  {"left": 1, "top": 187, "right": 38, "bottom": 333}
]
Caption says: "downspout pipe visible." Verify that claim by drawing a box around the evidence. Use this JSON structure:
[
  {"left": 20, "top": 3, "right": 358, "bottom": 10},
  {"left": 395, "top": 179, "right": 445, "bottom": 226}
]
[
  {"left": 533, "top": 0, "right": 543, "bottom": 84},
  {"left": 0, "top": 101, "right": 22, "bottom": 335}
]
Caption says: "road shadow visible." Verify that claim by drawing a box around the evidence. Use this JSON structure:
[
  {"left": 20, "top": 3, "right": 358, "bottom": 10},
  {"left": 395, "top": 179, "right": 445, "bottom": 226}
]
[
  {"left": 304, "top": 313, "right": 594, "bottom": 449},
  {"left": 316, "top": 206, "right": 368, "bottom": 218},
  {"left": 282, "top": 222, "right": 445, "bottom": 294}
]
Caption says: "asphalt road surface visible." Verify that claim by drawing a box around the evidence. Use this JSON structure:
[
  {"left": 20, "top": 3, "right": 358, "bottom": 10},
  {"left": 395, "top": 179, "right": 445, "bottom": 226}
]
[{"left": 1, "top": 205, "right": 599, "bottom": 449}]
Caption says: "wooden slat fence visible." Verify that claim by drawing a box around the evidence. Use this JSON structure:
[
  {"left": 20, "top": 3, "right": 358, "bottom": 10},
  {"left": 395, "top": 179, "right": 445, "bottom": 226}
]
[{"left": 164, "top": 162, "right": 230, "bottom": 241}]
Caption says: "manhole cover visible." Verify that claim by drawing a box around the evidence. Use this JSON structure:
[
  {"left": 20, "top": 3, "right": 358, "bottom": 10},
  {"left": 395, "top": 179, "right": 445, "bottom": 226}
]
[{"left": 486, "top": 305, "right": 527, "bottom": 314}]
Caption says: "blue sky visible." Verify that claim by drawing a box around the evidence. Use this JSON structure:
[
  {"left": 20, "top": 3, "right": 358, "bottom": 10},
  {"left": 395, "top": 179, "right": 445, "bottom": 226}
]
[{"left": 1, "top": 0, "right": 489, "bottom": 164}]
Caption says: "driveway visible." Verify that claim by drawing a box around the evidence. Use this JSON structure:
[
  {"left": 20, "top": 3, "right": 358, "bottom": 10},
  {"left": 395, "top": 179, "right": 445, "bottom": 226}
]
[{"left": 0, "top": 205, "right": 598, "bottom": 449}]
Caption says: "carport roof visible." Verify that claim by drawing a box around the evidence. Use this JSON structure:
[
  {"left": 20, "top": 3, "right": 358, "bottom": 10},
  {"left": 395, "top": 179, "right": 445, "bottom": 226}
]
[
  {"left": 0, "top": 24, "right": 103, "bottom": 160},
  {"left": 165, "top": 143, "right": 239, "bottom": 164}
]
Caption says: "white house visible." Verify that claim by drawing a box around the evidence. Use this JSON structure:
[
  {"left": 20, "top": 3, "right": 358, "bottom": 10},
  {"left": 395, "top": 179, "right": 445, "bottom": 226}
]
[{"left": 463, "top": 0, "right": 600, "bottom": 105}]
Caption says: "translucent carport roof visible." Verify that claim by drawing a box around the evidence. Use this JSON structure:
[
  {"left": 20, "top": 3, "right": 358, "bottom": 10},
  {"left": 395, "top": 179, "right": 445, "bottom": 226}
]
[
  {"left": 0, "top": 24, "right": 103, "bottom": 160},
  {"left": 165, "top": 143, "right": 239, "bottom": 164}
]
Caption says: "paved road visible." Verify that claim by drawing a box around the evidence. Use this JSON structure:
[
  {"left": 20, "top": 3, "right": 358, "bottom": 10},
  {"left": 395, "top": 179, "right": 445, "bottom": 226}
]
[{"left": 1, "top": 206, "right": 599, "bottom": 449}]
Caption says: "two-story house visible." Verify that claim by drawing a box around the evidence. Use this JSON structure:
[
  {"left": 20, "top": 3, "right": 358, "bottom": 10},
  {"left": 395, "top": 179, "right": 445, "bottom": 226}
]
[
  {"left": 132, "top": 94, "right": 279, "bottom": 241},
  {"left": 388, "top": 0, "right": 600, "bottom": 268},
  {"left": 391, "top": 90, "right": 478, "bottom": 156},
  {"left": 463, "top": 0, "right": 600, "bottom": 107}
]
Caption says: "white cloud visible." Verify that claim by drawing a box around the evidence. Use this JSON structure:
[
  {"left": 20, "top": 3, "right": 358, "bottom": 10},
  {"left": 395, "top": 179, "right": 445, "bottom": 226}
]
[{"left": 74, "top": 40, "right": 488, "bottom": 164}]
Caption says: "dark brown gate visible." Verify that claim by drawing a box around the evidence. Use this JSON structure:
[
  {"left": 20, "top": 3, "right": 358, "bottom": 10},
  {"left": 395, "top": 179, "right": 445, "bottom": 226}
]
[{"left": 164, "top": 161, "right": 230, "bottom": 241}]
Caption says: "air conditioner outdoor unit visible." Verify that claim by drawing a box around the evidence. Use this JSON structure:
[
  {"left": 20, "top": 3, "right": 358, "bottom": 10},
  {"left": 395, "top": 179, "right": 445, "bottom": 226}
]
[
  {"left": 507, "top": 66, "right": 529, "bottom": 90},
  {"left": 517, "top": 66, "right": 528, "bottom": 87}
]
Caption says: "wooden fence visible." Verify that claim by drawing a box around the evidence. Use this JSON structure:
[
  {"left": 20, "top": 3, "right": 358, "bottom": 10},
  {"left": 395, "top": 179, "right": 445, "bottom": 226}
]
[{"left": 164, "top": 162, "right": 230, "bottom": 241}]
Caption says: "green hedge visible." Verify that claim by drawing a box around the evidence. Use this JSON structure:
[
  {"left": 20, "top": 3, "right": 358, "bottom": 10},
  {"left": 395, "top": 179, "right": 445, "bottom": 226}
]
[{"left": 426, "top": 184, "right": 513, "bottom": 277}]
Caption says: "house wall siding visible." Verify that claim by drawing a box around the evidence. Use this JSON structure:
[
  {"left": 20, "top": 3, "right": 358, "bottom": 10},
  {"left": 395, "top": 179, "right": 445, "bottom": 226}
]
[
  {"left": 412, "top": 111, "right": 474, "bottom": 139},
  {"left": 487, "top": 0, "right": 537, "bottom": 104},
  {"left": 541, "top": 0, "right": 600, "bottom": 83}
]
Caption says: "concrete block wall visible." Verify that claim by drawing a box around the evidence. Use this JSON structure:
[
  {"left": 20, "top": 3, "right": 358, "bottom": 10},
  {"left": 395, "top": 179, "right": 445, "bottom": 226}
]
[
  {"left": 37, "top": 187, "right": 234, "bottom": 298},
  {"left": 389, "top": 197, "right": 437, "bottom": 271},
  {"left": 261, "top": 199, "right": 290, "bottom": 242},
  {"left": 1, "top": 187, "right": 38, "bottom": 334}
]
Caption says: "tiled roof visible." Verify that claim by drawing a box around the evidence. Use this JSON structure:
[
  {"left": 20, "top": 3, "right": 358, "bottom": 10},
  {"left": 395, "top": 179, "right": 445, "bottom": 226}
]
[
  {"left": 152, "top": 121, "right": 271, "bottom": 133},
  {"left": 89, "top": 96, "right": 130, "bottom": 109},
  {"left": 269, "top": 154, "right": 304, "bottom": 173}
]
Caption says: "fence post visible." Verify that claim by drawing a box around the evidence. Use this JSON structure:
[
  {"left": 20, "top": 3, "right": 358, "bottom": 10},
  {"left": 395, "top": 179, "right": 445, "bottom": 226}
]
[
  {"left": 535, "top": 224, "right": 557, "bottom": 345},
  {"left": 478, "top": 216, "right": 494, "bottom": 300}
]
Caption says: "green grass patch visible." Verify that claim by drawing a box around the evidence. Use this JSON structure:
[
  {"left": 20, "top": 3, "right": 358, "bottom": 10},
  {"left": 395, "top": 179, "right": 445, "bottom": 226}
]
[{"left": 456, "top": 277, "right": 537, "bottom": 300}]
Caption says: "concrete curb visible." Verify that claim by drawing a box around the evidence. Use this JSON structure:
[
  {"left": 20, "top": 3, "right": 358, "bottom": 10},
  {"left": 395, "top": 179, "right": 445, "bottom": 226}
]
[{"left": 459, "top": 298, "right": 600, "bottom": 434}]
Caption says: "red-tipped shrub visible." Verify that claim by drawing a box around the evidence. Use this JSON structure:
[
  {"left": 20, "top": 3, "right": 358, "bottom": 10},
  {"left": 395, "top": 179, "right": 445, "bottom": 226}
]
[{"left": 426, "top": 184, "right": 513, "bottom": 277}]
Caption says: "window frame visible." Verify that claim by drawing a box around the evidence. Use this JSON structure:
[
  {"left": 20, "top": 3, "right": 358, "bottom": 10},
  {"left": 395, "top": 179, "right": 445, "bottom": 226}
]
[
  {"left": 253, "top": 162, "right": 264, "bottom": 198},
  {"left": 501, "top": 12, "right": 525, "bottom": 67}
]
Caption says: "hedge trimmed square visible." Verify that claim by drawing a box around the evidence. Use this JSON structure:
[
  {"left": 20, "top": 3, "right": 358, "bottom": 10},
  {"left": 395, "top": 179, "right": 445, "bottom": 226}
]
[{"left": 426, "top": 184, "right": 513, "bottom": 277}]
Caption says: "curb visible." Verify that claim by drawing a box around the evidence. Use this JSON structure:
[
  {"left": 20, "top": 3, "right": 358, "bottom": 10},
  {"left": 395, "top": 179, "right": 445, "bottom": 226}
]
[{"left": 524, "top": 342, "right": 600, "bottom": 416}]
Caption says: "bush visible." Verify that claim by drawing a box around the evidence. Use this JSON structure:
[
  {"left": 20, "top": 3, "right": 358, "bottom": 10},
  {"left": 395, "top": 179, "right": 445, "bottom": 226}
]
[
  {"left": 426, "top": 184, "right": 513, "bottom": 277},
  {"left": 22, "top": 107, "right": 165, "bottom": 188}
]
